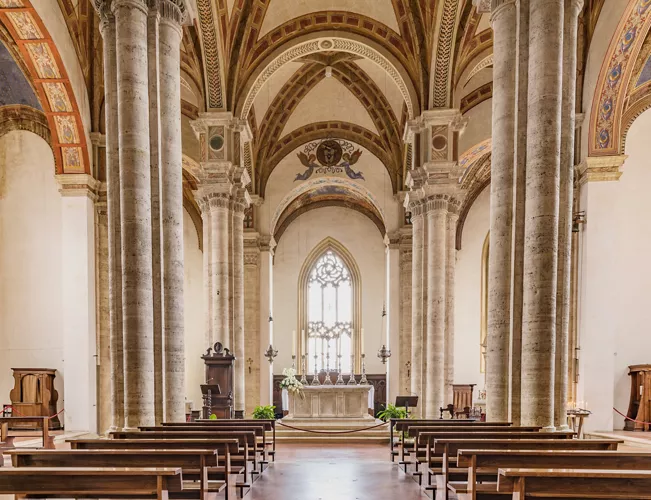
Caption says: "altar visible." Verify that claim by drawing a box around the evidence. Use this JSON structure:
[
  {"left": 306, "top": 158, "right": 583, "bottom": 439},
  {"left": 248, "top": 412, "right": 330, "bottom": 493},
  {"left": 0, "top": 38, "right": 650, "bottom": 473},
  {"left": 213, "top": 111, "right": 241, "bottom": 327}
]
[{"left": 284, "top": 385, "right": 375, "bottom": 421}]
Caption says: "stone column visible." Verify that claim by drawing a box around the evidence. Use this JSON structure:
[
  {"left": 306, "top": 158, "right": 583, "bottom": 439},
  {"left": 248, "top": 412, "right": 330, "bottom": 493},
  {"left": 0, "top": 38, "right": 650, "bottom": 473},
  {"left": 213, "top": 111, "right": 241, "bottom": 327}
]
[
  {"left": 425, "top": 196, "right": 448, "bottom": 418},
  {"left": 510, "top": 0, "right": 530, "bottom": 426},
  {"left": 147, "top": 1, "right": 163, "bottom": 427},
  {"left": 554, "top": 0, "right": 583, "bottom": 430},
  {"left": 96, "top": 4, "right": 124, "bottom": 431},
  {"left": 409, "top": 202, "right": 425, "bottom": 417},
  {"left": 258, "top": 237, "right": 274, "bottom": 406},
  {"left": 212, "top": 195, "right": 230, "bottom": 345},
  {"left": 159, "top": 0, "right": 186, "bottom": 423},
  {"left": 113, "top": 0, "right": 155, "bottom": 429},
  {"left": 387, "top": 235, "right": 401, "bottom": 405},
  {"left": 244, "top": 230, "right": 261, "bottom": 416},
  {"left": 57, "top": 174, "right": 100, "bottom": 432},
  {"left": 486, "top": 0, "right": 517, "bottom": 422},
  {"left": 399, "top": 227, "right": 413, "bottom": 396},
  {"left": 444, "top": 202, "right": 459, "bottom": 404},
  {"left": 95, "top": 190, "right": 111, "bottom": 434},
  {"left": 232, "top": 196, "right": 247, "bottom": 417},
  {"left": 202, "top": 206, "right": 213, "bottom": 346},
  {"left": 521, "top": 0, "right": 564, "bottom": 429}
]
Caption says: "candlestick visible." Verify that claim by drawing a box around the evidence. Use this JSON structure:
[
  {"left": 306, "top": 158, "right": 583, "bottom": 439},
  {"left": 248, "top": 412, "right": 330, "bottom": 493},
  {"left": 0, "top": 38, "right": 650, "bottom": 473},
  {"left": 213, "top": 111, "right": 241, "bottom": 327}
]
[
  {"left": 312, "top": 352, "right": 320, "bottom": 385},
  {"left": 324, "top": 340, "right": 333, "bottom": 385},
  {"left": 291, "top": 354, "right": 296, "bottom": 371},
  {"left": 359, "top": 353, "right": 368, "bottom": 385},
  {"left": 300, "top": 355, "right": 308, "bottom": 384},
  {"left": 336, "top": 354, "right": 345, "bottom": 385},
  {"left": 348, "top": 352, "right": 356, "bottom": 385}
]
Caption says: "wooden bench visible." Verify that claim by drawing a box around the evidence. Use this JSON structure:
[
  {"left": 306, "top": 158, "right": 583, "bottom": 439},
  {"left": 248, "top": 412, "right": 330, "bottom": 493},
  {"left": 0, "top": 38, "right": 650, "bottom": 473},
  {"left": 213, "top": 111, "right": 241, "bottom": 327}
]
[
  {"left": 7, "top": 448, "right": 238, "bottom": 500},
  {"left": 392, "top": 420, "right": 513, "bottom": 463},
  {"left": 71, "top": 437, "right": 254, "bottom": 496},
  {"left": 427, "top": 438, "right": 622, "bottom": 498},
  {"left": 185, "top": 419, "right": 277, "bottom": 461},
  {"left": 497, "top": 468, "right": 651, "bottom": 499},
  {"left": 0, "top": 467, "right": 182, "bottom": 500},
  {"left": 0, "top": 416, "right": 54, "bottom": 449},
  {"left": 453, "top": 449, "right": 651, "bottom": 500}
]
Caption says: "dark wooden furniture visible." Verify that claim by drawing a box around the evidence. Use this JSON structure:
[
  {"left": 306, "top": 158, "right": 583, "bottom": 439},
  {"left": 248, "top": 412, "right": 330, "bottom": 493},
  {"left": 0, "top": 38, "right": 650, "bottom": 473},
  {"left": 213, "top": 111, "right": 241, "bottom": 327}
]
[
  {"left": 497, "top": 468, "right": 651, "bottom": 499},
  {"left": 8, "top": 448, "right": 236, "bottom": 500},
  {"left": 273, "top": 373, "right": 386, "bottom": 416},
  {"left": 0, "top": 416, "right": 54, "bottom": 449},
  {"left": 0, "top": 467, "right": 182, "bottom": 500},
  {"left": 193, "top": 418, "right": 277, "bottom": 461},
  {"left": 625, "top": 364, "right": 651, "bottom": 431},
  {"left": 202, "top": 342, "right": 235, "bottom": 419},
  {"left": 452, "top": 384, "right": 475, "bottom": 418},
  {"left": 455, "top": 450, "right": 651, "bottom": 500},
  {"left": 8, "top": 368, "right": 61, "bottom": 429}
]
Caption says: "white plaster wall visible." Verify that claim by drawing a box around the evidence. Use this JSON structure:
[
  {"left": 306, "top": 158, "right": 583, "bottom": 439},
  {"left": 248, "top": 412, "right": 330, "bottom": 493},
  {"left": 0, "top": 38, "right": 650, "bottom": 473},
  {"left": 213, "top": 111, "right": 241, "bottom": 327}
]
[
  {"left": 459, "top": 99, "right": 492, "bottom": 154},
  {"left": 0, "top": 131, "right": 63, "bottom": 410},
  {"left": 261, "top": 144, "right": 402, "bottom": 234},
  {"left": 578, "top": 109, "right": 651, "bottom": 431},
  {"left": 272, "top": 206, "right": 386, "bottom": 375},
  {"left": 454, "top": 186, "right": 490, "bottom": 390},
  {"left": 253, "top": 62, "right": 303, "bottom": 121},
  {"left": 183, "top": 209, "right": 204, "bottom": 413}
]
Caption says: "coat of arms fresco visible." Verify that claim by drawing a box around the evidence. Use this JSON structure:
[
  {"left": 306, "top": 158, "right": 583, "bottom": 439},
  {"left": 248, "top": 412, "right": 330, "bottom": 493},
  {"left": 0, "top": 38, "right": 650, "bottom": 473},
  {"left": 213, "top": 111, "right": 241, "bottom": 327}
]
[{"left": 295, "top": 139, "right": 364, "bottom": 182}]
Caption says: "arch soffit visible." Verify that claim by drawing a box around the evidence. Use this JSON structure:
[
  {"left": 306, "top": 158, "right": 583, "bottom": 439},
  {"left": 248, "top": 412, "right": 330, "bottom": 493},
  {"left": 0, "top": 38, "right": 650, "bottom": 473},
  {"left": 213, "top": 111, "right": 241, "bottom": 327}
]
[
  {"left": 236, "top": 31, "right": 419, "bottom": 121},
  {"left": 270, "top": 176, "right": 386, "bottom": 236},
  {"left": 260, "top": 123, "right": 397, "bottom": 197},
  {"left": 589, "top": 0, "right": 651, "bottom": 156},
  {"left": 0, "top": 0, "right": 90, "bottom": 174},
  {"left": 0, "top": 104, "right": 51, "bottom": 146}
]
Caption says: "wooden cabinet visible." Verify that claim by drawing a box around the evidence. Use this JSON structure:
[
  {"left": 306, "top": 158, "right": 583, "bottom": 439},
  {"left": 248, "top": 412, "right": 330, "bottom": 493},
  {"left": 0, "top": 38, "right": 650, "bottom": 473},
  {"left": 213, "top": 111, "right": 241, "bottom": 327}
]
[
  {"left": 625, "top": 364, "right": 651, "bottom": 431},
  {"left": 8, "top": 368, "right": 61, "bottom": 429},
  {"left": 201, "top": 342, "right": 235, "bottom": 419}
]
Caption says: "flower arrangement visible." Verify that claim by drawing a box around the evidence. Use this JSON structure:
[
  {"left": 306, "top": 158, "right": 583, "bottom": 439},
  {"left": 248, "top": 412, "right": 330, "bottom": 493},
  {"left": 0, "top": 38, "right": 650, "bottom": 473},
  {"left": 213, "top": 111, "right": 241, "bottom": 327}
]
[{"left": 280, "top": 367, "right": 304, "bottom": 399}]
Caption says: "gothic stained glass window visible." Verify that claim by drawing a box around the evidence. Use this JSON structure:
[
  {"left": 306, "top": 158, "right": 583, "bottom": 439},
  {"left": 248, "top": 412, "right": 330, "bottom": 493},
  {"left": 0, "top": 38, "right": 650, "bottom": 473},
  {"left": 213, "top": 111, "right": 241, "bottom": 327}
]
[{"left": 306, "top": 250, "right": 353, "bottom": 374}]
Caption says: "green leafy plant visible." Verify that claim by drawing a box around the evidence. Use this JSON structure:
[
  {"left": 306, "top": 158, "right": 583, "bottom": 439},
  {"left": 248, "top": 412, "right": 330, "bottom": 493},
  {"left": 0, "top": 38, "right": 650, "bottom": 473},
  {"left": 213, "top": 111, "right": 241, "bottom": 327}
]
[
  {"left": 376, "top": 404, "right": 408, "bottom": 422},
  {"left": 209, "top": 413, "right": 217, "bottom": 420},
  {"left": 252, "top": 405, "right": 276, "bottom": 420}
]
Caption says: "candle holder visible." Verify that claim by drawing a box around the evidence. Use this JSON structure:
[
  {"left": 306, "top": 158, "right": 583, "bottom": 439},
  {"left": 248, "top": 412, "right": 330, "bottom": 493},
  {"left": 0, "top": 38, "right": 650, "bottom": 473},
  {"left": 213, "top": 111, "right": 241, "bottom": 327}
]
[
  {"left": 336, "top": 354, "right": 345, "bottom": 385},
  {"left": 348, "top": 353, "right": 357, "bottom": 385},
  {"left": 300, "top": 355, "right": 308, "bottom": 385},
  {"left": 359, "top": 353, "right": 369, "bottom": 385},
  {"left": 312, "top": 353, "right": 320, "bottom": 385},
  {"left": 324, "top": 341, "right": 333, "bottom": 385},
  {"left": 291, "top": 354, "right": 296, "bottom": 371}
]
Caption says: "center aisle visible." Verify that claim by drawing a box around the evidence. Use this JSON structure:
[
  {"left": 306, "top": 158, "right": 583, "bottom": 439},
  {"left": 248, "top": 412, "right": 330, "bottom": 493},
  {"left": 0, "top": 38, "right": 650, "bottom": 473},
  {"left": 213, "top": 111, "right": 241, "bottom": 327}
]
[{"left": 249, "top": 443, "right": 429, "bottom": 499}]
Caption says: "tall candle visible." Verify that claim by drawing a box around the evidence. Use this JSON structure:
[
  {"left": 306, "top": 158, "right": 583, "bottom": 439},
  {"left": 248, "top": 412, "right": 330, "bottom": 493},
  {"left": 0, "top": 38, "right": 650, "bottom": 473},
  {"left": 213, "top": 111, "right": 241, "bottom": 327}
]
[{"left": 292, "top": 330, "right": 296, "bottom": 356}]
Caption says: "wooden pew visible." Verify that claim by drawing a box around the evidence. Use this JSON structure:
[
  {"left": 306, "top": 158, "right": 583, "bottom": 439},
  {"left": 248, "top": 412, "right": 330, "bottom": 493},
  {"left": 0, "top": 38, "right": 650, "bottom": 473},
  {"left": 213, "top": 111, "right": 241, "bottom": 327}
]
[
  {"left": 497, "top": 468, "right": 651, "bottom": 499},
  {"left": 7, "top": 448, "right": 237, "bottom": 500},
  {"left": 393, "top": 420, "right": 513, "bottom": 463},
  {"left": 71, "top": 437, "right": 254, "bottom": 495},
  {"left": 139, "top": 425, "right": 270, "bottom": 464},
  {"left": 427, "top": 438, "right": 622, "bottom": 499},
  {"left": 0, "top": 467, "right": 182, "bottom": 500},
  {"left": 454, "top": 450, "right": 651, "bottom": 500},
  {"left": 110, "top": 430, "right": 261, "bottom": 477},
  {"left": 185, "top": 419, "right": 277, "bottom": 461},
  {"left": 0, "top": 416, "right": 54, "bottom": 449}
]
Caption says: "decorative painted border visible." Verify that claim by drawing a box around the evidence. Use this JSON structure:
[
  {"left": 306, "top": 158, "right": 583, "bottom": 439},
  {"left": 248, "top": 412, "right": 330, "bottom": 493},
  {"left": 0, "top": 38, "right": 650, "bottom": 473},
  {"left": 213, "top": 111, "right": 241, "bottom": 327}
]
[
  {"left": 589, "top": 0, "right": 651, "bottom": 156},
  {"left": 458, "top": 137, "right": 491, "bottom": 182},
  {"left": 270, "top": 176, "right": 385, "bottom": 236},
  {"left": 0, "top": 0, "right": 89, "bottom": 173}
]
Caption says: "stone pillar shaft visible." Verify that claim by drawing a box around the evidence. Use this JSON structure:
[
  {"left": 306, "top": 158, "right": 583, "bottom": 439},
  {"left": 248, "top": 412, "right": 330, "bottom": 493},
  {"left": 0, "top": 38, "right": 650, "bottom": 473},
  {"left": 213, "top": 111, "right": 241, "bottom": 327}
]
[
  {"left": 211, "top": 198, "right": 230, "bottom": 346},
  {"left": 202, "top": 208, "right": 213, "bottom": 345},
  {"left": 486, "top": 0, "right": 517, "bottom": 422},
  {"left": 444, "top": 208, "right": 458, "bottom": 404},
  {"left": 244, "top": 236, "right": 261, "bottom": 415},
  {"left": 113, "top": 0, "right": 155, "bottom": 429},
  {"left": 99, "top": 10, "right": 125, "bottom": 432},
  {"left": 159, "top": 10, "right": 185, "bottom": 423},
  {"left": 232, "top": 201, "right": 246, "bottom": 415},
  {"left": 425, "top": 198, "right": 447, "bottom": 418},
  {"left": 555, "top": 0, "right": 583, "bottom": 429},
  {"left": 399, "top": 233, "right": 412, "bottom": 396},
  {"left": 410, "top": 207, "right": 425, "bottom": 417},
  {"left": 521, "top": 0, "right": 564, "bottom": 428}
]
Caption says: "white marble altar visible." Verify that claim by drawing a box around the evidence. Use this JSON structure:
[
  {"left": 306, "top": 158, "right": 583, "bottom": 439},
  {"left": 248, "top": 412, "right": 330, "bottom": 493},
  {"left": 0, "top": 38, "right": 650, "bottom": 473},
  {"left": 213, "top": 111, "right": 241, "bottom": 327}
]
[{"left": 285, "top": 385, "right": 374, "bottom": 420}]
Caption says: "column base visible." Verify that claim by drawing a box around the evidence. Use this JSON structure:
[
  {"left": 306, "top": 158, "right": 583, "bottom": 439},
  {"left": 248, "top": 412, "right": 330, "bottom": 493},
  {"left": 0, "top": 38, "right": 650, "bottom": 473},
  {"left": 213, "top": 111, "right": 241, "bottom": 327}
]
[
  {"left": 234, "top": 410, "right": 244, "bottom": 419},
  {"left": 541, "top": 425, "right": 557, "bottom": 433}
]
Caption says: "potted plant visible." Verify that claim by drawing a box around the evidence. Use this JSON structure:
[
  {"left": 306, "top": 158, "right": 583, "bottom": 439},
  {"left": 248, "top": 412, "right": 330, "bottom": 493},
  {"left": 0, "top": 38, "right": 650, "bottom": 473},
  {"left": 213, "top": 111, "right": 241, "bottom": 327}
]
[
  {"left": 252, "top": 405, "right": 276, "bottom": 420},
  {"left": 376, "top": 403, "right": 408, "bottom": 422}
]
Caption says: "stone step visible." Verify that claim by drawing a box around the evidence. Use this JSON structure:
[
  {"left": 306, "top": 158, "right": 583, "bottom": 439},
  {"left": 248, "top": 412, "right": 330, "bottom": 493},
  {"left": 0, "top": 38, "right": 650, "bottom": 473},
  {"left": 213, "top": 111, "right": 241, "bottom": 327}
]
[{"left": 275, "top": 435, "right": 390, "bottom": 444}]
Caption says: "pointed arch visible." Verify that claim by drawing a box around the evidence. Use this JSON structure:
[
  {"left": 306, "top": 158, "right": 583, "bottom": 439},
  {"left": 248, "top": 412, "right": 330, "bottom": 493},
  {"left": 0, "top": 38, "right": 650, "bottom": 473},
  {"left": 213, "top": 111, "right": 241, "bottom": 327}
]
[{"left": 297, "top": 237, "right": 363, "bottom": 373}]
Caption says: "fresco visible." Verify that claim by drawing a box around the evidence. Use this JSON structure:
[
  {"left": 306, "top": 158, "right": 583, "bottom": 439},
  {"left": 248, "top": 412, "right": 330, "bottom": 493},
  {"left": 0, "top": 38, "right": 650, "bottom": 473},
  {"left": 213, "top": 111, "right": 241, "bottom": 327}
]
[{"left": 0, "top": 40, "right": 41, "bottom": 109}]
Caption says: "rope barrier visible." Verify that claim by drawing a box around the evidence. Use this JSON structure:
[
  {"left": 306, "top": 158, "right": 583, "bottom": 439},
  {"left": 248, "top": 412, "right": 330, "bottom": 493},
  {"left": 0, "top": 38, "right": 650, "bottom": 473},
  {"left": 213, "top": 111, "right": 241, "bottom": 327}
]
[
  {"left": 3, "top": 405, "right": 64, "bottom": 420},
  {"left": 613, "top": 407, "right": 651, "bottom": 426},
  {"left": 277, "top": 420, "right": 389, "bottom": 434}
]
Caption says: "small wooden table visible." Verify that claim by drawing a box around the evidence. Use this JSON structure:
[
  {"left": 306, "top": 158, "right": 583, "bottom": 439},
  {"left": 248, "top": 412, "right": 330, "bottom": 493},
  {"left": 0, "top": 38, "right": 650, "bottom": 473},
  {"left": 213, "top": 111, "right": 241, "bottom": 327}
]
[
  {"left": 0, "top": 416, "right": 54, "bottom": 449},
  {"left": 567, "top": 409, "right": 591, "bottom": 438}
]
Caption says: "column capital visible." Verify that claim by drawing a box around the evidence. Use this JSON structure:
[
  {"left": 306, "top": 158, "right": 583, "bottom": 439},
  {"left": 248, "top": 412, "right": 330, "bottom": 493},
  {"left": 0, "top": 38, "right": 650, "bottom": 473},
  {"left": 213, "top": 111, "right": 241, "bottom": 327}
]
[
  {"left": 473, "top": 0, "right": 491, "bottom": 13},
  {"left": 90, "top": 132, "right": 106, "bottom": 148},
  {"left": 55, "top": 174, "right": 102, "bottom": 201},
  {"left": 578, "top": 155, "right": 628, "bottom": 185},
  {"left": 490, "top": 0, "right": 516, "bottom": 23},
  {"left": 150, "top": 0, "right": 189, "bottom": 26},
  {"left": 111, "top": 0, "right": 149, "bottom": 15}
]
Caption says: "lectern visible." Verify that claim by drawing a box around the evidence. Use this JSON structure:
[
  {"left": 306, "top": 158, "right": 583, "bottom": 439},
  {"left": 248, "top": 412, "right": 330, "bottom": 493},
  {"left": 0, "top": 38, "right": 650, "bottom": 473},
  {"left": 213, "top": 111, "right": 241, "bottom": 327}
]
[{"left": 201, "top": 342, "right": 235, "bottom": 419}]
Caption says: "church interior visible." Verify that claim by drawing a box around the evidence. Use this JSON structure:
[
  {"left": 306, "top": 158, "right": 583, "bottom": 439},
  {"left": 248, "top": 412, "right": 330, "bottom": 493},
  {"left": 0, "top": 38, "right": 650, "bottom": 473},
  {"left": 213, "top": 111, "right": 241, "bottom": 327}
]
[{"left": 2, "top": 0, "right": 651, "bottom": 498}]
